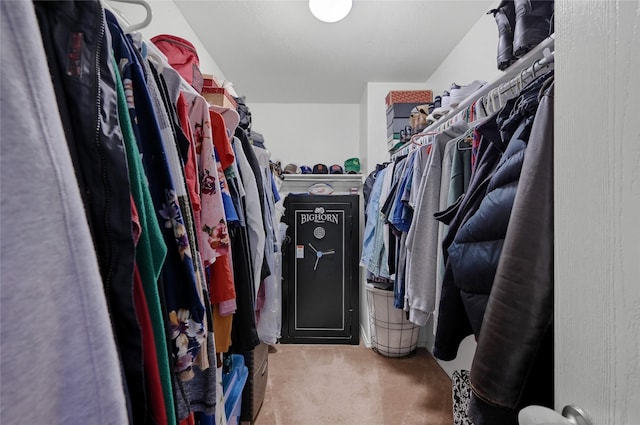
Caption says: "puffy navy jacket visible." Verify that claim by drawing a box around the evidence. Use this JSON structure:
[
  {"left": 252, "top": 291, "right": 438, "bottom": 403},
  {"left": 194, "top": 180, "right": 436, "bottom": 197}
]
[{"left": 448, "top": 116, "right": 530, "bottom": 336}]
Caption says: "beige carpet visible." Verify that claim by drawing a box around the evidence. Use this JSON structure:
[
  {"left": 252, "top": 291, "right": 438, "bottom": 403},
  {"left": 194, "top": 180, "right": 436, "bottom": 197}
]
[{"left": 253, "top": 344, "right": 453, "bottom": 425}]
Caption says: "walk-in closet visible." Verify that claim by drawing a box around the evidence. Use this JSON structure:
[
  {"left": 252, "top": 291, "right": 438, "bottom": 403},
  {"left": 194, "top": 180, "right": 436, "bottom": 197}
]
[{"left": 1, "top": 1, "right": 638, "bottom": 425}]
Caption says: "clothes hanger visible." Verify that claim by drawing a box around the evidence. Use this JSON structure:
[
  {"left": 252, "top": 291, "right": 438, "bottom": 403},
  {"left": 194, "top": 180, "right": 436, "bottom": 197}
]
[
  {"left": 541, "top": 47, "right": 555, "bottom": 65},
  {"left": 488, "top": 87, "right": 502, "bottom": 113},
  {"left": 516, "top": 67, "right": 527, "bottom": 94},
  {"left": 408, "top": 131, "right": 438, "bottom": 146},
  {"left": 500, "top": 78, "right": 518, "bottom": 100},
  {"left": 456, "top": 134, "right": 473, "bottom": 151},
  {"left": 468, "top": 101, "right": 476, "bottom": 122},
  {"left": 107, "top": 0, "right": 152, "bottom": 32},
  {"left": 391, "top": 131, "right": 433, "bottom": 160}
]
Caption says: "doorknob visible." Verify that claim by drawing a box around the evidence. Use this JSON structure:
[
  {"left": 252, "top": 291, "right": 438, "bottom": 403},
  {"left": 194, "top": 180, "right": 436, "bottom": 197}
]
[
  {"left": 560, "top": 406, "right": 592, "bottom": 425},
  {"left": 518, "top": 405, "right": 592, "bottom": 425}
]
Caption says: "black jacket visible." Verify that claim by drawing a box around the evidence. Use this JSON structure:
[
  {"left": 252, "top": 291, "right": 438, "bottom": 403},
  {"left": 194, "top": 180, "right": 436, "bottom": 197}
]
[{"left": 35, "top": 2, "right": 143, "bottom": 423}]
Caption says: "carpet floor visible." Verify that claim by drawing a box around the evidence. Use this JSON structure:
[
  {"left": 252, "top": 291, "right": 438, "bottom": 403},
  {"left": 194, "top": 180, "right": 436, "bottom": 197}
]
[{"left": 253, "top": 343, "right": 453, "bottom": 425}]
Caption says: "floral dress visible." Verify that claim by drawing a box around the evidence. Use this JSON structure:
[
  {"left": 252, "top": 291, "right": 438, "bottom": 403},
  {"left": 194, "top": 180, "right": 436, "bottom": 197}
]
[{"left": 185, "top": 94, "right": 231, "bottom": 267}]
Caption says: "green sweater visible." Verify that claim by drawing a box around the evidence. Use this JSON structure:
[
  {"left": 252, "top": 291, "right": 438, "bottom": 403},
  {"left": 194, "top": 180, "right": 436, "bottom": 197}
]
[{"left": 113, "top": 59, "right": 175, "bottom": 425}]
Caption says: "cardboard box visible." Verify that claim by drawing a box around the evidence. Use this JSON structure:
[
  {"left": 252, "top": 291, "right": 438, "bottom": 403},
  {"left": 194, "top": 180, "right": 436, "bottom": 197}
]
[
  {"left": 202, "top": 73, "right": 221, "bottom": 89},
  {"left": 385, "top": 90, "right": 432, "bottom": 108},
  {"left": 202, "top": 86, "right": 237, "bottom": 109}
]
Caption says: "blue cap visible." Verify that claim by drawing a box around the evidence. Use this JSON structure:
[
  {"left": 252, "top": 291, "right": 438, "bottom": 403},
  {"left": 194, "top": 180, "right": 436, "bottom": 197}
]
[{"left": 300, "top": 165, "right": 312, "bottom": 174}]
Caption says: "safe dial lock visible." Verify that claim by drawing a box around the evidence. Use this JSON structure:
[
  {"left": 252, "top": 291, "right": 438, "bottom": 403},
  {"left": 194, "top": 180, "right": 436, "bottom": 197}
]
[{"left": 308, "top": 243, "right": 335, "bottom": 270}]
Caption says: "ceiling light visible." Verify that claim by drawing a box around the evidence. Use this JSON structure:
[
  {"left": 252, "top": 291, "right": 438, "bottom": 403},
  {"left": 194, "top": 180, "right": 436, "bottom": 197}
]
[{"left": 309, "top": 0, "right": 352, "bottom": 23}]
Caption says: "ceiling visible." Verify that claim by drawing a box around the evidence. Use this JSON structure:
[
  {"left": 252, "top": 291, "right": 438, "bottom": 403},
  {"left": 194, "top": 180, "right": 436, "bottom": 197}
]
[{"left": 174, "top": 0, "right": 496, "bottom": 104}]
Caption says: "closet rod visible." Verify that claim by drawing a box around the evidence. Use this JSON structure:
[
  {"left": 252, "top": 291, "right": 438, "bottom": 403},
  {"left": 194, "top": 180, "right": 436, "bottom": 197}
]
[
  {"left": 391, "top": 34, "right": 555, "bottom": 157},
  {"left": 428, "top": 34, "right": 554, "bottom": 131}
]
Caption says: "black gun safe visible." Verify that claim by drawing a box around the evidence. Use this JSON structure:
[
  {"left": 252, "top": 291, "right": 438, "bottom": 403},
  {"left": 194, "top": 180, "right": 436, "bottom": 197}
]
[{"left": 281, "top": 194, "right": 359, "bottom": 344}]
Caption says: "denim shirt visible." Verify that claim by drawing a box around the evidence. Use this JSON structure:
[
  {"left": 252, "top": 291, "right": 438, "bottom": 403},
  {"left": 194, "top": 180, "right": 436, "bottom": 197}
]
[{"left": 360, "top": 165, "right": 389, "bottom": 278}]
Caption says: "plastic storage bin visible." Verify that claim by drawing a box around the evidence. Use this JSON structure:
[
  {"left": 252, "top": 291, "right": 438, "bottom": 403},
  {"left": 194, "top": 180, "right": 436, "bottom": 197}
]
[
  {"left": 223, "top": 354, "right": 249, "bottom": 425},
  {"left": 366, "top": 284, "right": 420, "bottom": 358}
]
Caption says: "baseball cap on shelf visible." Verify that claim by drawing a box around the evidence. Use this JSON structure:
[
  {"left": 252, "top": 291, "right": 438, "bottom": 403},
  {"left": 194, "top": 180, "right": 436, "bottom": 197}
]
[
  {"left": 344, "top": 158, "right": 360, "bottom": 174},
  {"left": 300, "top": 165, "right": 313, "bottom": 174},
  {"left": 283, "top": 163, "right": 299, "bottom": 174},
  {"left": 329, "top": 164, "right": 344, "bottom": 174},
  {"left": 312, "top": 164, "right": 329, "bottom": 174}
]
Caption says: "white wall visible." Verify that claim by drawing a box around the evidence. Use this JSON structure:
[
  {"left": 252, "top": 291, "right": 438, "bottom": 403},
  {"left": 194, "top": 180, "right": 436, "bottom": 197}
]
[
  {"left": 359, "top": 87, "right": 369, "bottom": 174},
  {"left": 247, "top": 103, "right": 360, "bottom": 169},
  {"left": 424, "top": 13, "right": 501, "bottom": 96},
  {"left": 104, "top": 0, "right": 226, "bottom": 81}
]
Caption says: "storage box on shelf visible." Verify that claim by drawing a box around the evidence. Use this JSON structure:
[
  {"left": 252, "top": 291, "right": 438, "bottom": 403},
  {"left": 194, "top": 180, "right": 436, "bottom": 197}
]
[
  {"left": 202, "top": 73, "right": 221, "bottom": 89},
  {"left": 385, "top": 90, "right": 432, "bottom": 108},
  {"left": 202, "top": 86, "right": 237, "bottom": 109}
]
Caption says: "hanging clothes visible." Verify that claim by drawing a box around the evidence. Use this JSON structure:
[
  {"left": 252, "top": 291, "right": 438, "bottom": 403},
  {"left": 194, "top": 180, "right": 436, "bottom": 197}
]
[
  {"left": 109, "top": 13, "right": 207, "bottom": 391},
  {"left": 253, "top": 145, "right": 283, "bottom": 344},
  {"left": 227, "top": 152, "right": 260, "bottom": 352},
  {"left": 387, "top": 152, "right": 417, "bottom": 308},
  {"left": 1, "top": 2, "right": 129, "bottom": 423},
  {"left": 184, "top": 93, "right": 230, "bottom": 267},
  {"left": 360, "top": 165, "right": 392, "bottom": 279},
  {"left": 433, "top": 134, "right": 473, "bottom": 330},
  {"left": 234, "top": 128, "right": 268, "bottom": 300},
  {"left": 207, "top": 108, "right": 239, "bottom": 316},
  {"left": 13, "top": 2, "right": 286, "bottom": 424},
  {"left": 361, "top": 164, "right": 394, "bottom": 290},
  {"left": 469, "top": 77, "right": 555, "bottom": 425},
  {"left": 433, "top": 72, "right": 552, "bottom": 362},
  {"left": 35, "top": 3, "right": 145, "bottom": 422},
  {"left": 108, "top": 15, "right": 181, "bottom": 424},
  {"left": 113, "top": 59, "right": 173, "bottom": 425},
  {"left": 405, "top": 121, "right": 469, "bottom": 326}
]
